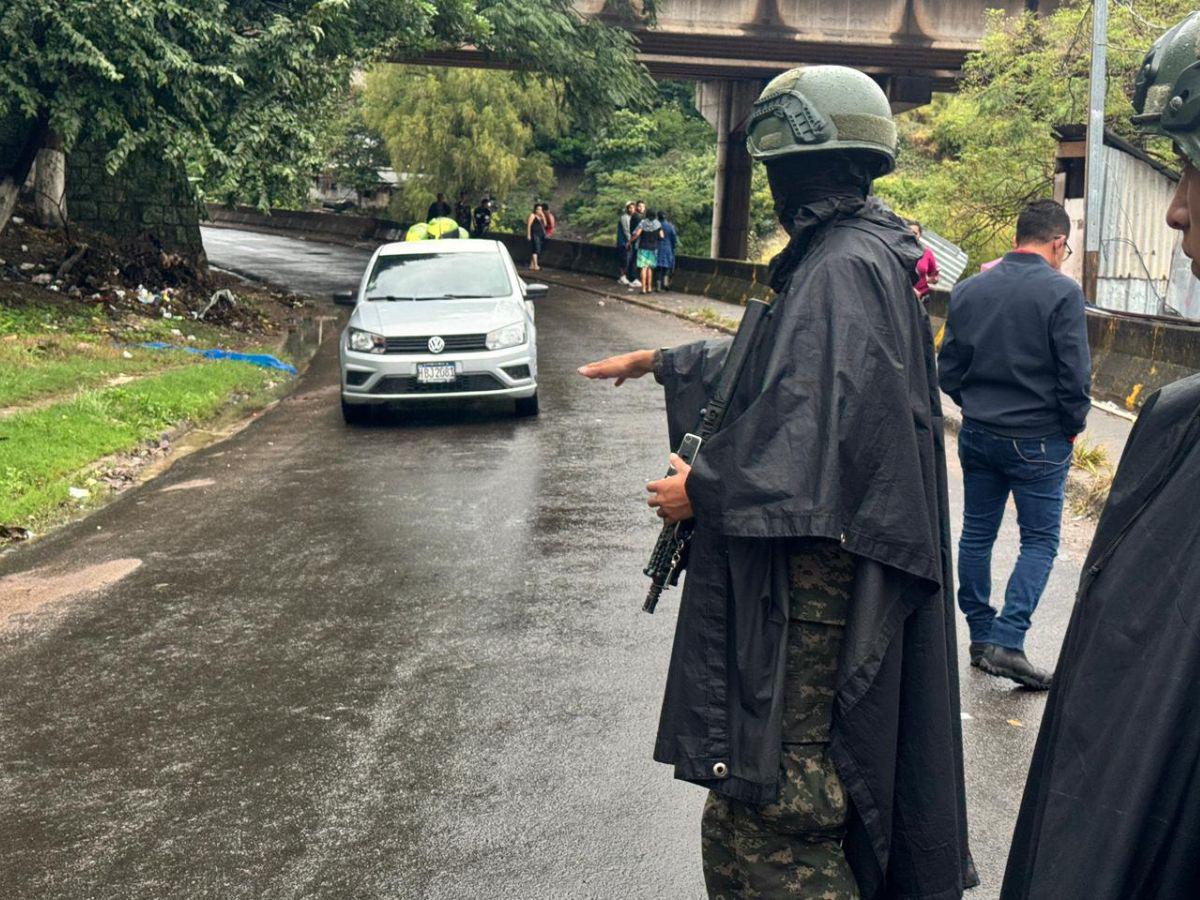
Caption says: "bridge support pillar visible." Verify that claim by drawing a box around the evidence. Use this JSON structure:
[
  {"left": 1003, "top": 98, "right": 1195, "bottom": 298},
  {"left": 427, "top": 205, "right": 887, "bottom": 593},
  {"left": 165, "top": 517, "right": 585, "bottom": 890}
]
[{"left": 697, "top": 80, "right": 760, "bottom": 260}]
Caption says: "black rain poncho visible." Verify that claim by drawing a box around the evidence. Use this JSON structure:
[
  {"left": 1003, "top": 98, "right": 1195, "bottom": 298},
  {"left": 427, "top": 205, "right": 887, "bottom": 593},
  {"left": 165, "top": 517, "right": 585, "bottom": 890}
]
[
  {"left": 653, "top": 197, "right": 976, "bottom": 899},
  {"left": 1001, "top": 373, "right": 1200, "bottom": 900}
]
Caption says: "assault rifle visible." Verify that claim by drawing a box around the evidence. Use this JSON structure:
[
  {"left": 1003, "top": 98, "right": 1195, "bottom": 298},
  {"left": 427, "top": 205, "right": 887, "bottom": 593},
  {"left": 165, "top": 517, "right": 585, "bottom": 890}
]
[{"left": 642, "top": 298, "right": 771, "bottom": 613}]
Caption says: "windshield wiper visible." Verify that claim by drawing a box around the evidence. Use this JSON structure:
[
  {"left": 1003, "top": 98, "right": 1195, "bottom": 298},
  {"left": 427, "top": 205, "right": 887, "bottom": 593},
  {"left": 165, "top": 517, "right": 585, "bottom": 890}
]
[
  {"left": 365, "top": 295, "right": 416, "bottom": 302},
  {"left": 413, "top": 293, "right": 496, "bottom": 300}
]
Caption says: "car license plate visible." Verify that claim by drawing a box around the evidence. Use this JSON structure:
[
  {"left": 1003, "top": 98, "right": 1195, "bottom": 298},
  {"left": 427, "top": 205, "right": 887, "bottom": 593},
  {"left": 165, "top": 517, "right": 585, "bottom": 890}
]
[{"left": 417, "top": 362, "right": 457, "bottom": 384}]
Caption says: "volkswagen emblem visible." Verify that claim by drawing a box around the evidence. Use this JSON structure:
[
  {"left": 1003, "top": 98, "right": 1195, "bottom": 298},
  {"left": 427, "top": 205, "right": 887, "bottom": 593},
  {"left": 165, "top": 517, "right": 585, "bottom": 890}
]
[{"left": 427, "top": 336, "right": 446, "bottom": 354}]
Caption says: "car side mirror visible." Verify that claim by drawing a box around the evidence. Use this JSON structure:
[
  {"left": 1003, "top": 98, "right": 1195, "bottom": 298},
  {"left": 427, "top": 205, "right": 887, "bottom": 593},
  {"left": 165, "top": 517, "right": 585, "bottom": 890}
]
[
  {"left": 332, "top": 291, "right": 357, "bottom": 307},
  {"left": 525, "top": 283, "right": 549, "bottom": 300}
]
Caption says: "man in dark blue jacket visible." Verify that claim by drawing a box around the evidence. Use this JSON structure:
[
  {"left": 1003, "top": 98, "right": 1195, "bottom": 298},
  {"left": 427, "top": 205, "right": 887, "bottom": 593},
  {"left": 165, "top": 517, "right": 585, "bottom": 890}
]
[{"left": 938, "top": 199, "right": 1091, "bottom": 689}]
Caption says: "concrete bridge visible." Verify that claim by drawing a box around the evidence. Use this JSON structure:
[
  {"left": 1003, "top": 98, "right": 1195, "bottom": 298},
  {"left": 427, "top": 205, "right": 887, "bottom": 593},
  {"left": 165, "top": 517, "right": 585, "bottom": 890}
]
[{"left": 419, "top": 0, "right": 1056, "bottom": 259}]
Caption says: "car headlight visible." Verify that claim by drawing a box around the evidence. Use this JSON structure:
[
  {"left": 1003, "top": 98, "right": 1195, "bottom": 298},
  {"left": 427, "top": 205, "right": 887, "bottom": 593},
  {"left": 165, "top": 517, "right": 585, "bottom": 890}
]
[
  {"left": 348, "top": 328, "right": 386, "bottom": 354},
  {"left": 486, "top": 322, "right": 526, "bottom": 351}
]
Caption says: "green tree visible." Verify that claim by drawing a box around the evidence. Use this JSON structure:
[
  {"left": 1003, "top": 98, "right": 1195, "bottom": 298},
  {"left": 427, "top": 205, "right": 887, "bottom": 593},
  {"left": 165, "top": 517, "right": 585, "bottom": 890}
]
[
  {"left": 565, "top": 88, "right": 777, "bottom": 259},
  {"left": 568, "top": 146, "right": 776, "bottom": 258},
  {"left": 0, "top": 0, "right": 657, "bottom": 235},
  {"left": 324, "top": 97, "right": 391, "bottom": 197},
  {"left": 360, "top": 65, "right": 559, "bottom": 221},
  {"left": 875, "top": 0, "right": 1197, "bottom": 266}
]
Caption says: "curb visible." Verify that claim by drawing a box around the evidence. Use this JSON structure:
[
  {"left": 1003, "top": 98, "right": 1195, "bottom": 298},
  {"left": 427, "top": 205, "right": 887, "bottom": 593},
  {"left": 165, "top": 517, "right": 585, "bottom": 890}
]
[{"left": 536, "top": 273, "right": 739, "bottom": 336}]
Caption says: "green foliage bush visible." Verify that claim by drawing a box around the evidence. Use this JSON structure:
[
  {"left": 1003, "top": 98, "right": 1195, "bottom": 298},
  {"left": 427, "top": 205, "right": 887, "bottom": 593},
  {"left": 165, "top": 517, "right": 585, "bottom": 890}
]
[
  {"left": 360, "top": 65, "right": 559, "bottom": 223},
  {"left": 0, "top": 0, "right": 656, "bottom": 221},
  {"left": 875, "top": 0, "right": 1194, "bottom": 268},
  {"left": 564, "top": 91, "right": 777, "bottom": 258}
]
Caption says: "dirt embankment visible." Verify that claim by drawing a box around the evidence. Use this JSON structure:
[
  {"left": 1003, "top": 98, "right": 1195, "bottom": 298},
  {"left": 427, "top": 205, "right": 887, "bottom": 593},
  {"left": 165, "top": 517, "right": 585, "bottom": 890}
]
[{"left": 0, "top": 212, "right": 328, "bottom": 546}]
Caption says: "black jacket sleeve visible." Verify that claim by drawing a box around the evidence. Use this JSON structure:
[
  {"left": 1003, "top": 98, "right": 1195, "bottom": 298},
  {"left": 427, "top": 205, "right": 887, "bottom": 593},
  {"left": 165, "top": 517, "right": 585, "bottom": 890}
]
[
  {"left": 1049, "top": 286, "right": 1092, "bottom": 436},
  {"left": 936, "top": 298, "right": 967, "bottom": 407},
  {"left": 657, "top": 339, "right": 731, "bottom": 450}
]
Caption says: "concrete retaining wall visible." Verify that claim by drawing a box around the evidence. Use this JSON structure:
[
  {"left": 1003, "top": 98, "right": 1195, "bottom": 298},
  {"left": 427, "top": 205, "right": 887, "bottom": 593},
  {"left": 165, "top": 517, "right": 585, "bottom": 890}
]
[
  {"left": 206, "top": 205, "right": 1200, "bottom": 410},
  {"left": 489, "top": 232, "right": 772, "bottom": 305},
  {"left": 0, "top": 117, "right": 32, "bottom": 175},
  {"left": 68, "top": 142, "right": 205, "bottom": 258},
  {"left": 1086, "top": 311, "right": 1200, "bottom": 409},
  {"left": 207, "top": 204, "right": 408, "bottom": 245},
  {"left": 1, "top": 116, "right": 204, "bottom": 258}
]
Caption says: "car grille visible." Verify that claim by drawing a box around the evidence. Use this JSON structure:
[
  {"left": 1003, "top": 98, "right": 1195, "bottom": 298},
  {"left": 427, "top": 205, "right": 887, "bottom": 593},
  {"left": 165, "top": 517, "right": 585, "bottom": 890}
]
[
  {"left": 371, "top": 374, "right": 506, "bottom": 394},
  {"left": 384, "top": 334, "right": 489, "bottom": 353}
]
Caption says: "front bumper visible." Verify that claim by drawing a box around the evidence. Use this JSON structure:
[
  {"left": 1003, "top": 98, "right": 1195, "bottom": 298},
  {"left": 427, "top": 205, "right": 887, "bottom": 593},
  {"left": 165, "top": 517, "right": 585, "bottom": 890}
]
[{"left": 340, "top": 342, "right": 537, "bottom": 403}]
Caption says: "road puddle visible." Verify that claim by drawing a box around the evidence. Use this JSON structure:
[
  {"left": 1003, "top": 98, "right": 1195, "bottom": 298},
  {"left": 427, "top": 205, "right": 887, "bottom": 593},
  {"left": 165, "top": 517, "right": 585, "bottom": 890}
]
[{"left": 0, "top": 557, "right": 142, "bottom": 629}]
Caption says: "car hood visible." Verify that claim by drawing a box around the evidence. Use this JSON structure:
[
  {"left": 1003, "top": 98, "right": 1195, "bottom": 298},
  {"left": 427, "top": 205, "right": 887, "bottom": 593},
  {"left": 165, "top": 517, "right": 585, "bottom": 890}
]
[{"left": 354, "top": 297, "right": 523, "bottom": 336}]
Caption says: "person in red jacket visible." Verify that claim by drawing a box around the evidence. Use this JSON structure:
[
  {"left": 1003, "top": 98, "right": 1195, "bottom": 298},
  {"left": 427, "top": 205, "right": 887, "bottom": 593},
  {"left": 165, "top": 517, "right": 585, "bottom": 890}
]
[{"left": 909, "top": 220, "right": 940, "bottom": 302}]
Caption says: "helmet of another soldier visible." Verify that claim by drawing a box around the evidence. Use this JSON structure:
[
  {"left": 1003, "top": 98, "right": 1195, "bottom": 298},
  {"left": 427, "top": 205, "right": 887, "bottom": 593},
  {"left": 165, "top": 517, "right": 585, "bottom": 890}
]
[
  {"left": 746, "top": 65, "right": 897, "bottom": 175},
  {"left": 1133, "top": 11, "right": 1200, "bottom": 167}
]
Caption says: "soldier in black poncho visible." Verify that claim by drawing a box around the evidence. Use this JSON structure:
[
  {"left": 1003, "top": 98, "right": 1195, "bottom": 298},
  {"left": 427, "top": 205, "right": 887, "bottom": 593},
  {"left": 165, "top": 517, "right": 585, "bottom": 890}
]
[
  {"left": 1001, "top": 14, "right": 1200, "bottom": 900},
  {"left": 581, "top": 66, "right": 976, "bottom": 899}
]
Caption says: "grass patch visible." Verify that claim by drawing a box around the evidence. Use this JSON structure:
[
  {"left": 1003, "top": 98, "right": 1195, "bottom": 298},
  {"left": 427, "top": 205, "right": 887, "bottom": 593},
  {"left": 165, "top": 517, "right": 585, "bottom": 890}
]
[
  {"left": 0, "top": 296, "right": 101, "bottom": 337},
  {"left": 1071, "top": 438, "right": 1111, "bottom": 475},
  {"left": 682, "top": 305, "right": 740, "bottom": 332},
  {"left": 0, "top": 337, "right": 190, "bottom": 408},
  {"left": 0, "top": 292, "right": 249, "bottom": 346},
  {"left": 0, "top": 289, "right": 290, "bottom": 409},
  {"left": 0, "top": 361, "right": 286, "bottom": 528},
  {"left": 1069, "top": 438, "right": 1115, "bottom": 518}
]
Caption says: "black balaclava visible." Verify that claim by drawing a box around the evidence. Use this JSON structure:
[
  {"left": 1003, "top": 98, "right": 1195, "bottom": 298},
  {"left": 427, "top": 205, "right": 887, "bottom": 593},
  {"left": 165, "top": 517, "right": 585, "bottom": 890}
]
[
  {"left": 765, "top": 151, "right": 881, "bottom": 292},
  {"left": 766, "top": 152, "right": 877, "bottom": 226}
]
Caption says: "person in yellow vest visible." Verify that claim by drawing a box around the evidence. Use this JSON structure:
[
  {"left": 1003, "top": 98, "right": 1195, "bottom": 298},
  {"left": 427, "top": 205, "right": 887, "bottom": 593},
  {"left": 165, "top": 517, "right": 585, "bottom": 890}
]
[{"left": 428, "top": 216, "right": 468, "bottom": 239}]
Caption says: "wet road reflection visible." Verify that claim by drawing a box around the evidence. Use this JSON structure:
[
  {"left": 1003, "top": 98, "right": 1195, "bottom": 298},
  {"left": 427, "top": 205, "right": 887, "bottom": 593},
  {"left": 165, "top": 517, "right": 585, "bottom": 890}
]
[
  {"left": 0, "top": 229, "right": 717, "bottom": 899},
  {"left": 0, "top": 228, "right": 1088, "bottom": 900}
]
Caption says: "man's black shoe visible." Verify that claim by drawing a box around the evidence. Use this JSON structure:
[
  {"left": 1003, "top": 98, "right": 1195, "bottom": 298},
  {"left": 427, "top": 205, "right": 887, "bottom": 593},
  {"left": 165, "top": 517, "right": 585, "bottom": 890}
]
[
  {"left": 979, "top": 646, "right": 1053, "bottom": 690},
  {"left": 969, "top": 642, "right": 990, "bottom": 668}
]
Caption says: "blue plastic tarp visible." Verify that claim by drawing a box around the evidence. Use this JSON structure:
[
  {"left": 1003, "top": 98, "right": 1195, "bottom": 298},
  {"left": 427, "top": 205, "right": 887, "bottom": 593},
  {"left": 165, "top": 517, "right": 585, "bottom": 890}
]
[{"left": 138, "top": 342, "right": 297, "bottom": 375}]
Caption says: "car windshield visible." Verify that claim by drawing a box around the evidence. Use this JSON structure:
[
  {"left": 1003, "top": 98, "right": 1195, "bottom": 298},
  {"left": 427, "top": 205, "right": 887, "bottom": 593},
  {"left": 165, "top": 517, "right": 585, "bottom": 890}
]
[{"left": 364, "top": 252, "right": 512, "bottom": 301}]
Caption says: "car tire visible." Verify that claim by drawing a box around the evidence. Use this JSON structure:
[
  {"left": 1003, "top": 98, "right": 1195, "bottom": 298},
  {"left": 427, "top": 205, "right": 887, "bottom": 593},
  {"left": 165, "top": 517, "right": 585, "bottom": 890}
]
[
  {"left": 341, "top": 396, "right": 373, "bottom": 426},
  {"left": 514, "top": 392, "right": 539, "bottom": 418}
]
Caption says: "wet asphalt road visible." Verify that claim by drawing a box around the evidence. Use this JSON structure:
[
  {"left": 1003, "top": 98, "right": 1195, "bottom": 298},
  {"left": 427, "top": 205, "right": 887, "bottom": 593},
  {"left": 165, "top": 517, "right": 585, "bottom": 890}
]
[{"left": 0, "top": 228, "right": 1095, "bottom": 899}]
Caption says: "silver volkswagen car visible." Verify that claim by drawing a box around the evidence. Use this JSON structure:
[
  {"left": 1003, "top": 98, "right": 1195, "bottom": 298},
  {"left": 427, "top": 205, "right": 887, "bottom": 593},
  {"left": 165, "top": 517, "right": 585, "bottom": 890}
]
[{"left": 335, "top": 239, "right": 544, "bottom": 423}]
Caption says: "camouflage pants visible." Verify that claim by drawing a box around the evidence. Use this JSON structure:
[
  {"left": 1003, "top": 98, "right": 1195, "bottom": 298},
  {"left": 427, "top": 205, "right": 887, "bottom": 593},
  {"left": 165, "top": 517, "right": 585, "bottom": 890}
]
[{"left": 701, "top": 541, "right": 860, "bottom": 900}]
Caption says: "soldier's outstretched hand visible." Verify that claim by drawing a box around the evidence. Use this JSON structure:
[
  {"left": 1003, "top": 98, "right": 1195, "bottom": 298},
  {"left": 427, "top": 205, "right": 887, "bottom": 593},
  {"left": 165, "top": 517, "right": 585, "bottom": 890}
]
[{"left": 577, "top": 349, "right": 655, "bottom": 387}]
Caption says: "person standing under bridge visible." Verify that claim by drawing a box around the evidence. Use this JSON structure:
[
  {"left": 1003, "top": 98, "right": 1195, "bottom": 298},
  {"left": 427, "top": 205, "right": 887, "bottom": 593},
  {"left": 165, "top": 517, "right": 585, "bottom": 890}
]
[
  {"left": 580, "top": 65, "right": 975, "bottom": 899},
  {"left": 1002, "top": 12, "right": 1200, "bottom": 898}
]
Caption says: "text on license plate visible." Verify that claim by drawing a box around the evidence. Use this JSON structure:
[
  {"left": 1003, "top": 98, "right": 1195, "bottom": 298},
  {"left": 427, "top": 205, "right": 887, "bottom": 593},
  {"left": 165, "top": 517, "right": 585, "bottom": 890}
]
[{"left": 417, "top": 362, "right": 457, "bottom": 384}]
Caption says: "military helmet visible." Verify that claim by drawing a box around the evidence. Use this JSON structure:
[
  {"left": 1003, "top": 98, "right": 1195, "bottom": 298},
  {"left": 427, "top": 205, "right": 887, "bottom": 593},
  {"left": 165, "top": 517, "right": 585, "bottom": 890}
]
[
  {"left": 746, "top": 65, "right": 897, "bottom": 174},
  {"left": 1133, "top": 11, "right": 1200, "bottom": 168}
]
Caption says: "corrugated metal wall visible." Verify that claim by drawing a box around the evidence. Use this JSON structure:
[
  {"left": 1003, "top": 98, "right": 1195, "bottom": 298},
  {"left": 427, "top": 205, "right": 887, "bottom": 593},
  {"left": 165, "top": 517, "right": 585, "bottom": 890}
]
[
  {"left": 1093, "top": 143, "right": 1177, "bottom": 315},
  {"left": 1165, "top": 235, "right": 1200, "bottom": 319},
  {"left": 920, "top": 229, "right": 969, "bottom": 290}
]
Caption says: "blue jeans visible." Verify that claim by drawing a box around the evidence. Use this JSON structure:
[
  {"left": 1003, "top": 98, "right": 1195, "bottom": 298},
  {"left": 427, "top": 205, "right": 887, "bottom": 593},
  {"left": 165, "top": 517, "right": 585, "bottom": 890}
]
[{"left": 957, "top": 423, "right": 1072, "bottom": 651}]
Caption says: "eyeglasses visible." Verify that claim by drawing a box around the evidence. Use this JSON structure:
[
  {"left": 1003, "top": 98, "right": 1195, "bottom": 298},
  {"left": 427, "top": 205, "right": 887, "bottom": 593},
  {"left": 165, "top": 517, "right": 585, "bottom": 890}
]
[{"left": 1062, "top": 241, "right": 1073, "bottom": 260}]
